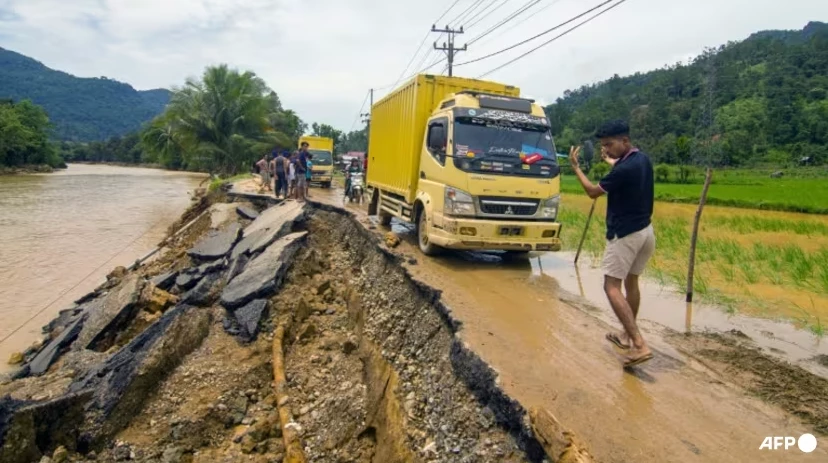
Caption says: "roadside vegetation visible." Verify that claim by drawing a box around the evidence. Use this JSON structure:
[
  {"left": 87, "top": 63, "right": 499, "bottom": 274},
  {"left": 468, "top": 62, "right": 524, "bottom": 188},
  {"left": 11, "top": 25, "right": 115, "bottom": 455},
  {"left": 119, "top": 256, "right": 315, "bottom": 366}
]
[
  {"left": 558, "top": 194, "right": 828, "bottom": 335},
  {"left": 561, "top": 167, "right": 828, "bottom": 214},
  {"left": 0, "top": 99, "right": 65, "bottom": 170}
]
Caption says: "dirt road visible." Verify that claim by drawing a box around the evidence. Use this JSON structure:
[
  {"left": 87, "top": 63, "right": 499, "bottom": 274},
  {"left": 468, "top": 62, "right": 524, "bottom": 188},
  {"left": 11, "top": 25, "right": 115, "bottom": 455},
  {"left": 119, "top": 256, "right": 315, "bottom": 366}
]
[{"left": 262, "top": 181, "right": 828, "bottom": 463}]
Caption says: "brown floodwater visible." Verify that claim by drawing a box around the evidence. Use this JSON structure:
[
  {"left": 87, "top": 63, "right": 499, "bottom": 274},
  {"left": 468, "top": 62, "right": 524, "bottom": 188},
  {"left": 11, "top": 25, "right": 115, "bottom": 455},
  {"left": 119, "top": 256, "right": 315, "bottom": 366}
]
[{"left": 0, "top": 164, "right": 205, "bottom": 373}]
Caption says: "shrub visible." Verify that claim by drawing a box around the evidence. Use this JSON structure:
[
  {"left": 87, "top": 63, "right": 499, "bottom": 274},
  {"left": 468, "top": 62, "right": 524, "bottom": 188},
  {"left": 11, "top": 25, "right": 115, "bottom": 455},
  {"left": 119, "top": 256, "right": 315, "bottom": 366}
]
[
  {"left": 591, "top": 162, "right": 610, "bottom": 180},
  {"left": 655, "top": 164, "right": 672, "bottom": 183}
]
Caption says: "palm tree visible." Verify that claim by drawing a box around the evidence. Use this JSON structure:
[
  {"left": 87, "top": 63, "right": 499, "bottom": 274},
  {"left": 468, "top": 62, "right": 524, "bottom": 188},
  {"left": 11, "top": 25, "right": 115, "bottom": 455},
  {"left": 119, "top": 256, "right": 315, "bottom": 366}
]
[{"left": 143, "top": 64, "right": 294, "bottom": 176}]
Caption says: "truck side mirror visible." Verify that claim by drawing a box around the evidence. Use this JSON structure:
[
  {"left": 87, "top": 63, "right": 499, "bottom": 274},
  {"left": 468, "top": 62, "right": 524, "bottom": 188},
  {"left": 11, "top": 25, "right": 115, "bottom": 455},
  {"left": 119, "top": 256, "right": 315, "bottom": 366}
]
[{"left": 429, "top": 125, "right": 447, "bottom": 151}]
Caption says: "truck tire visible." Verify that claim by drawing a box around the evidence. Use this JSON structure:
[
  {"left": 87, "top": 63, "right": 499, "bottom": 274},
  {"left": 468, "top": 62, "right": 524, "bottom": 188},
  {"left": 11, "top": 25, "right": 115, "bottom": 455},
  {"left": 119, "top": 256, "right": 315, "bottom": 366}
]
[
  {"left": 417, "top": 209, "right": 442, "bottom": 256},
  {"left": 378, "top": 210, "right": 393, "bottom": 227},
  {"left": 323, "top": 181, "right": 331, "bottom": 189}
]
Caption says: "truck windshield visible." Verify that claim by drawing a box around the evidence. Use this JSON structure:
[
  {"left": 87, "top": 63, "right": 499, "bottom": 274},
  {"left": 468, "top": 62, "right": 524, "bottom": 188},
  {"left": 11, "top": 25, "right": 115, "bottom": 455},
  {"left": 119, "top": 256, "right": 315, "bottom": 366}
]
[
  {"left": 453, "top": 117, "right": 559, "bottom": 177},
  {"left": 309, "top": 150, "right": 333, "bottom": 166}
]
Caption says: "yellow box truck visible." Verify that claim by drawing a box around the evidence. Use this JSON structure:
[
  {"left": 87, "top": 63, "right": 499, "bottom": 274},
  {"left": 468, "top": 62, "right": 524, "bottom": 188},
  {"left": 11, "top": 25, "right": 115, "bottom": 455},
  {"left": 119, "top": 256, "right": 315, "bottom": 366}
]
[
  {"left": 299, "top": 135, "right": 334, "bottom": 188},
  {"left": 367, "top": 74, "right": 562, "bottom": 256}
]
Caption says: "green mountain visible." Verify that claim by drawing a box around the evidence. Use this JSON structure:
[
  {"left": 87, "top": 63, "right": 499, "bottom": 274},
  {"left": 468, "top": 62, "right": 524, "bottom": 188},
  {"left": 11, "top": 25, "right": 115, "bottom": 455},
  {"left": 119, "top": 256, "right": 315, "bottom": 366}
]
[
  {"left": 545, "top": 21, "right": 828, "bottom": 166},
  {"left": 0, "top": 47, "right": 170, "bottom": 141}
]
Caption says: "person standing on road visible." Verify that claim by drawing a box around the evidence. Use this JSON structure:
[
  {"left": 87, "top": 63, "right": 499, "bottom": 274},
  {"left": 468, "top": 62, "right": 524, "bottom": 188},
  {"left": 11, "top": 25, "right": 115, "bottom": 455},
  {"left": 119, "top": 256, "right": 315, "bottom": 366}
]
[
  {"left": 568, "top": 120, "right": 655, "bottom": 368},
  {"left": 287, "top": 153, "right": 297, "bottom": 199},
  {"left": 305, "top": 153, "right": 314, "bottom": 198},
  {"left": 273, "top": 150, "right": 289, "bottom": 198},
  {"left": 256, "top": 154, "right": 272, "bottom": 192},
  {"left": 294, "top": 142, "right": 309, "bottom": 201}
]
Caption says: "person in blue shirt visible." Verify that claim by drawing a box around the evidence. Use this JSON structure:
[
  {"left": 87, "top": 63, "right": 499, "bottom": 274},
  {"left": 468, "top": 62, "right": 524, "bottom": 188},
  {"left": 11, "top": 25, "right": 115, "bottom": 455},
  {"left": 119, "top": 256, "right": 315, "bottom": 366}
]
[
  {"left": 568, "top": 119, "right": 655, "bottom": 368},
  {"left": 305, "top": 153, "right": 313, "bottom": 198}
]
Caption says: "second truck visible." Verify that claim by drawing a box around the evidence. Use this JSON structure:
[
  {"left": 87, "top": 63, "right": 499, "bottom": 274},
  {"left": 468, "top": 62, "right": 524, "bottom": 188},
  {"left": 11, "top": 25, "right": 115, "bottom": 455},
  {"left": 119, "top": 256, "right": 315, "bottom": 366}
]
[
  {"left": 366, "top": 74, "right": 562, "bottom": 256},
  {"left": 299, "top": 135, "right": 334, "bottom": 188}
]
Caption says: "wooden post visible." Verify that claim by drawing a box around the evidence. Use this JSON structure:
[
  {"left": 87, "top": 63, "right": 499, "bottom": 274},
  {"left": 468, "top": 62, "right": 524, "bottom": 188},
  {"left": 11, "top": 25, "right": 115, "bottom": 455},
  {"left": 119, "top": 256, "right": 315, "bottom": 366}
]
[
  {"left": 574, "top": 199, "right": 597, "bottom": 265},
  {"left": 686, "top": 168, "right": 713, "bottom": 303}
]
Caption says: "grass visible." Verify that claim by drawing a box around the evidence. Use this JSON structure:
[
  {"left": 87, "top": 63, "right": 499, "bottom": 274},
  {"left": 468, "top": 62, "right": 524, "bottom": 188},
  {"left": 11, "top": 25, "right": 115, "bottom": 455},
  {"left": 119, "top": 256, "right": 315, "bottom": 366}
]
[
  {"left": 558, "top": 193, "right": 828, "bottom": 335},
  {"left": 208, "top": 173, "right": 252, "bottom": 192},
  {"left": 560, "top": 169, "right": 828, "bottom": 214}
]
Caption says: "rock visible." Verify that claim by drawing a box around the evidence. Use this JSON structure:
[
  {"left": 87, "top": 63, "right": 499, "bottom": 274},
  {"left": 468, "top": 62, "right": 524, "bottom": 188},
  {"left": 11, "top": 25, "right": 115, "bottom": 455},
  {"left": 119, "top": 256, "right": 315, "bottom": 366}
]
[
  {"left": 236, "top": 205, "right": 259, "bottom": 220},
  {"left": 143, "top": 286, "right": 179, "bottom": 314},
  {"left": 187, "top": 222, "right": 242, "bottom": 262},
  {"left": 150, "top": 271, "right": 178, "bottom": 291},
  {"left": 233, "top": 299, "right": 268, "bottom": 342},
  {"left": 220, "top": 232, "right": 308, "bottom": 309},
  {"left": 384, "top": 232, "right": 401, "bottom": 248},
  {"left": 298, "top": 323, "right": 317, "bottom": 342},
  {"left": 161, "top": 446, "right": 184, "bottom": 463},
  {"left": 39, "top": 457, "right": 52, "bottom": 463},
  {"left": 7, "top": 351, "right": 24, "bottom": 365},
  {"left": 240, "top": 435, "right": 257, "bottom": 454},
  {"left": 113, "top": 444, "right": 131, "bottom": 461},
  {"left": 316, "top": 279, "right": 331, "bottom": 295},
  {"left": 107, "top": 266, "right": 127, "bottom": 281},
  {"left": 407, "top": 257, "right": 418, "bottom": 265},
  {"left": 342, "top": 339, "right": 358, "bottom": 355},
  {"left": 75, "top": 274, "right": 142, "bottom": 351},
  {"left": 52, "top": 446, "right": 68, "bottom": 463}
]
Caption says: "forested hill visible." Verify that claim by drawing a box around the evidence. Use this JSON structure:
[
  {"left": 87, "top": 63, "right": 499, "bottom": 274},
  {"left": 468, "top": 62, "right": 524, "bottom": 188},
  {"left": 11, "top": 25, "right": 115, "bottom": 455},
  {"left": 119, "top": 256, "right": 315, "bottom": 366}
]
[
  {"left": 0, "top": 47, "right": 170, "bottom": 141},
  {"left": 545, "top": 21, "right": 828, "bottom": 167}
]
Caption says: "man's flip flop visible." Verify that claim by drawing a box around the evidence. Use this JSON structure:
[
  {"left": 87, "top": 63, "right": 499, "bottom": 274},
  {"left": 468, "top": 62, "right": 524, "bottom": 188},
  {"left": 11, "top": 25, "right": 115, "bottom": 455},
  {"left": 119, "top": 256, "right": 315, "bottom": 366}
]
[
  {"left": 623, "top": 352, "right": 654, "bottom": 369},
  {"left": 606, "top": 332, "right": 630, "bottom": 350}
]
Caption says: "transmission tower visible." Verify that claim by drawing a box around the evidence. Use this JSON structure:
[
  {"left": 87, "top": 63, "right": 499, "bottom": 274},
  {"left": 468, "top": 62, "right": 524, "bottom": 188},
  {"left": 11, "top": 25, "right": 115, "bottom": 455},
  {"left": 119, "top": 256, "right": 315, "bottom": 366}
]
[{"left": 432, "top": 25, "right": 467, "bottom": 76}]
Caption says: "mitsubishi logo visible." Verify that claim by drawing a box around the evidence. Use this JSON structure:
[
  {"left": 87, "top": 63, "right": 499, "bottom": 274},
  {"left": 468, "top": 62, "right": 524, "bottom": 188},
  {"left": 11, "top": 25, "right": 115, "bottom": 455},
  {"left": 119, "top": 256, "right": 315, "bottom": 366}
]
[{"left": 505, "top": 206, "right": 514, "bottom": 215}]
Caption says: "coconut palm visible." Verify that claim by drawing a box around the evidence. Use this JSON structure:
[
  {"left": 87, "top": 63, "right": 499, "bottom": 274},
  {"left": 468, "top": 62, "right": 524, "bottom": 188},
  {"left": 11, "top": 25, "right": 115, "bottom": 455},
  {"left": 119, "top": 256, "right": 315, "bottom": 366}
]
[{"left": 143, "top": 64, "right": 294, "bottom": 175}]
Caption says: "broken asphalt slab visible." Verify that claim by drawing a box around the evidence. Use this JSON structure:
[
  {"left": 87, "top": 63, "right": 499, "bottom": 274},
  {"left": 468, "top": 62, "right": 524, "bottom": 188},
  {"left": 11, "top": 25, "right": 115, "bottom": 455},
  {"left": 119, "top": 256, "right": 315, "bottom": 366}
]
[
  {"left": 233, "top": 299, "right": 268, "bottom": 342},
  {"left": 236, "top": 205, "right": 259, "bottom": 220},
  {"left": 21, "top": 315, "right": 86, "bottom": 377},
  {"left": 150, "top": 271, "right": 178, "bottom": 291},
  {"left": 220, "top": 232, "right": 307, "bottom": 310},
  {"left": 187, "top": 222, "right": 242, "bottom": 262},
  {"left": 231, "top": 201, "right": 305, "bottom": 260},
  {"left": 74, "top": 275, "right": 142, "bottom": 352},
  {"left": 67, "top": 304, "right": 211, "bottom": 446}
]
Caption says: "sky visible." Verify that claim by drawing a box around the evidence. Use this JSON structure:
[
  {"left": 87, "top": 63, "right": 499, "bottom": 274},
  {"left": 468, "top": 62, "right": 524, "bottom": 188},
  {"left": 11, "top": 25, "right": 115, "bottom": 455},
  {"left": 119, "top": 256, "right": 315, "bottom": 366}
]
[{"left": 0, "top": 0, "right": 826, "bottom": 133}]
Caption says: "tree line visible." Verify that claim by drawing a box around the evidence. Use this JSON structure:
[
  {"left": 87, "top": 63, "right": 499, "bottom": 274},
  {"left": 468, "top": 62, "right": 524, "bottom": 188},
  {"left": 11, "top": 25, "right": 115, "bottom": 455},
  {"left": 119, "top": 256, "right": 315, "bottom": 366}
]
[
  {"left": 0, "top": 99, "right": 65, "bottom": 169},
  {"left": 545, "top": 21, "right": 828, "bottom": 168}
]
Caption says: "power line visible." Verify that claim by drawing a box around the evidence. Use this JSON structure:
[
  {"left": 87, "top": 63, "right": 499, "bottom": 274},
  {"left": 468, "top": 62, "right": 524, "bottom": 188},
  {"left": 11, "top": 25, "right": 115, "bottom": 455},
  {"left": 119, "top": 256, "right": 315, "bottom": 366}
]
[
  {"left": 466, "top": 0, "right": 509, "bottom": 30},
  {"left": 456, "top": 0, "right": 617, "bottom": 67},
  {"left": 462, "top": 0, "right": 500, "bottom": 28},
  {"left": 467, "top": 0, "right": 544, "bottom": 46},
  {"left": 349, "top": 90, "right": 370, "bottom": 131},
  {"left": 447, "top": 0, "right": 486, "bottom": 26},
  {"left": 388, "top": 0, "right": 463, "bottom": 91},
  {"left": 479, "top": 0, "right": 630, "bottom": 78},
  {"left": 474, "top": 0, "right": 567, "bottom": 48}
]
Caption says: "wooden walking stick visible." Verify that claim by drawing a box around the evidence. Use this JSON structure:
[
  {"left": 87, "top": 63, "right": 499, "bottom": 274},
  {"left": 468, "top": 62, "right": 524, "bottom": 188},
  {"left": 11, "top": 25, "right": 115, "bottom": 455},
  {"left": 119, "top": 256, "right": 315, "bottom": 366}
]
[
  {"left": 574, "top": 198, "right": 597, "bottom": 265},
  {"left": 686, "top": 167, "right": 713, "bottom": 303}
]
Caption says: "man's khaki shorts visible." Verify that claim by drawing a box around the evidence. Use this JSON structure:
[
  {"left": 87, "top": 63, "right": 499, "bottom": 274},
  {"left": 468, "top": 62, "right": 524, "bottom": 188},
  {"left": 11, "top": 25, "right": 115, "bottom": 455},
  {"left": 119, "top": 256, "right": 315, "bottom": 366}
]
[{"left": 602, "top": 224, "right": 655, "bottom": 280}]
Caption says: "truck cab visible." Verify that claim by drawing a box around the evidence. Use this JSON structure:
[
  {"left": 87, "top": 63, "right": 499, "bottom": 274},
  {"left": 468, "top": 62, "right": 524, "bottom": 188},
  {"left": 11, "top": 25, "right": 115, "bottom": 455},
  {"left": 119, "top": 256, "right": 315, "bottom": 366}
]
[
  {"left": 299, "top": 135, "right": 334, "bottom": 188},
  {"left": 368, "top": 75, "right": 562, "bottom": 256}
]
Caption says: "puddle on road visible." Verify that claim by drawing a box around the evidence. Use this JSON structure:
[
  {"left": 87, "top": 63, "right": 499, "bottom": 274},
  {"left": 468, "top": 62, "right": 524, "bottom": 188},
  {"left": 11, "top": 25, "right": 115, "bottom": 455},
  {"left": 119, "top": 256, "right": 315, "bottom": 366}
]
[{"left": 535, "top": 252, "right": 828, "bottom": 373}]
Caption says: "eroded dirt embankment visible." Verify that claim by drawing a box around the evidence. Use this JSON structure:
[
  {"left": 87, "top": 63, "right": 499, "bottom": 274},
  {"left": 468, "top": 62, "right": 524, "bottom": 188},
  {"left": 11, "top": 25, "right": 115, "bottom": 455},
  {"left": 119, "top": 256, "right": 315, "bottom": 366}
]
[{"left": 0, "top": 193, "right": 579, "bottom": 463}]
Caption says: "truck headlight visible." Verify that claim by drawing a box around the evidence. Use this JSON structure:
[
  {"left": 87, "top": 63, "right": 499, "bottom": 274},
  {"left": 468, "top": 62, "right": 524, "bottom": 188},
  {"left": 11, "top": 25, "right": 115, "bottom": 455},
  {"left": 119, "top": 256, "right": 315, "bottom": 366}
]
[
  {"left": 541, "top": 195, "right": 560, "bottom": 220},
  {"left": 444, "top": 187, "right": 475, "bottom": 216}
]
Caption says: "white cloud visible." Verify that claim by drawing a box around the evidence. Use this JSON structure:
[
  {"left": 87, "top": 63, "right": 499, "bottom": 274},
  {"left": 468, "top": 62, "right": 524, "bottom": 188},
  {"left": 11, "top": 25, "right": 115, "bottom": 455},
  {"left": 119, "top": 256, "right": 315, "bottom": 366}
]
[{"left": 1, "top": 0, "right": 826, "bottom": 131}]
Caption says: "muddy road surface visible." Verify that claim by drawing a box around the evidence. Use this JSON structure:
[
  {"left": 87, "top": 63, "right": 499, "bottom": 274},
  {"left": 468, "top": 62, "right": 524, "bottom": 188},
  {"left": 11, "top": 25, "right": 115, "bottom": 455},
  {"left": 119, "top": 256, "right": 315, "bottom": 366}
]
[{"left": 291, "top": 182, "right": 828, "bottom": 462}]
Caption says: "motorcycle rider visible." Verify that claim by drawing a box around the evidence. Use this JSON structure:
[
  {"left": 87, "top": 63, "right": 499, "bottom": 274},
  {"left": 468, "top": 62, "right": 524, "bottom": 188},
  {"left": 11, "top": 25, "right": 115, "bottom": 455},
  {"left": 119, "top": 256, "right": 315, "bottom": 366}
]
[{"left": 344, "top": 158, "right": 362, "bottom": 198}]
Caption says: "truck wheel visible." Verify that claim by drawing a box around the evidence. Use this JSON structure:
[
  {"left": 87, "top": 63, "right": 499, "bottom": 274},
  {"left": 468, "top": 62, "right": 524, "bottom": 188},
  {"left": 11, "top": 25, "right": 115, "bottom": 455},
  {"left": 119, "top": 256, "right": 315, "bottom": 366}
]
[
  {"left": 323, "top": 182, "right": 331, "bottom": 189},
  {"left": 503, "top": 250, "right": 530, "bottom": 261},
  {"left": 417, "top": 209, "right": 442, "bottom": 256},
  {"left": 378, "top": 210, "right": 393, "bottom": 227}
]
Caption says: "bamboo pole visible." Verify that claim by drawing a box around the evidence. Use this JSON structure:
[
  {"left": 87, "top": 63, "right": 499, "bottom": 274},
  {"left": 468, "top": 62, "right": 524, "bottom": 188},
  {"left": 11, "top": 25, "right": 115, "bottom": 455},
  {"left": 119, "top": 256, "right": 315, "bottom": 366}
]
[
  {"left": 686, "top": 168, "right": 713, "bottom": 303},
  {"left": 272, "top": 322, "right": 307, "bottom": 463},
  {"left": 574, "top": 199, "right": 597, "bottom": 265}
]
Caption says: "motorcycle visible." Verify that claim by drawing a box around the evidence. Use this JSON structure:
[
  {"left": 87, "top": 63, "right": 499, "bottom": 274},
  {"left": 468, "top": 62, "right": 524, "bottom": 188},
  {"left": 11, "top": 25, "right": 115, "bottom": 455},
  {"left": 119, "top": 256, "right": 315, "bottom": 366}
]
[{"left": 348, "top": 172, "right": 365, "bottom": 204}]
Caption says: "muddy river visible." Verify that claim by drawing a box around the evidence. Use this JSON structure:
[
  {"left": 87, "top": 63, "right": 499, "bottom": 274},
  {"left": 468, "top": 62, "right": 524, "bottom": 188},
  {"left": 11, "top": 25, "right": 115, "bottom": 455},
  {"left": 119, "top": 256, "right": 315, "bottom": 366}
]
[{"left": 0, "top": 164, "right": 205, "bottom": 373}]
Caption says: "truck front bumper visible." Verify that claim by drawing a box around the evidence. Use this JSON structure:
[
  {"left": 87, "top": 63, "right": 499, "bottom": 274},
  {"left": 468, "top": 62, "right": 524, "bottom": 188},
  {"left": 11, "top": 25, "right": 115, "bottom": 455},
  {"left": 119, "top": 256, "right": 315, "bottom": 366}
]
[
  {"left": 430, "top": 217, "right": 562, "bottom": 252},
  {"left": 311, "top": 175, "right": 332, "bottom": 183}
]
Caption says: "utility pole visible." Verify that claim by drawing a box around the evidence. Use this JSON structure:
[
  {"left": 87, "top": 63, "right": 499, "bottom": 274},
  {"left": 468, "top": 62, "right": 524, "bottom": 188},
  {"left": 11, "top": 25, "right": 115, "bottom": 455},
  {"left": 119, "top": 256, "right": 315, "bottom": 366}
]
[
  {"left": 432, "top": 25, "right": 466, "bottom": 76},
  {"left": 360, "top": 89, "right": 373, "bottom": 150}
]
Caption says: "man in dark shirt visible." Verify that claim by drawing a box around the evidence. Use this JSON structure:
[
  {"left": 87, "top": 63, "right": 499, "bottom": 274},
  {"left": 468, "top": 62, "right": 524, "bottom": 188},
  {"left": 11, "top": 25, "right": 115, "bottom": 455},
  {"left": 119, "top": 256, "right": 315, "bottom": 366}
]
[{"left": 569, "top": 120, "right": 655, "bottom": 368}]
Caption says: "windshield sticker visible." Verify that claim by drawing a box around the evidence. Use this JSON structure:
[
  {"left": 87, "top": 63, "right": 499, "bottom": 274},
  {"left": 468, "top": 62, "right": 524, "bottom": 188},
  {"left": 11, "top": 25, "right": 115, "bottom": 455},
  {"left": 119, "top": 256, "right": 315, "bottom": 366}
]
[
  {"left": 468, "top": 109, "right": 477, "bottom": 116},
  {"left": 521, "top": 144, "right": 549, "bottom": 158},
  {"left": 488, "top": 147, "right": 521, "bottom": 156},
  {"left": 470, "top": 109, "right": 549, "bottom": 125}
]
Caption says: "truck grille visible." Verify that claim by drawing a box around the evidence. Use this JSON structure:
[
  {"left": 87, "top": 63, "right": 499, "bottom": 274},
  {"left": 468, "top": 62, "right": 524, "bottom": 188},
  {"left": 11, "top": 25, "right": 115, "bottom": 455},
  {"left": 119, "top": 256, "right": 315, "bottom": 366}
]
[{"left": 479, "top": 197, "right": 539, "bottom": 216}]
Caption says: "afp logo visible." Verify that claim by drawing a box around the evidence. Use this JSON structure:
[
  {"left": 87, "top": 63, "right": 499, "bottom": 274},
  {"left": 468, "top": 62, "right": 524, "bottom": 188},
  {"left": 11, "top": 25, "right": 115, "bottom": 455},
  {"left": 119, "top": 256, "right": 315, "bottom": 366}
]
[{"left": 759, "top": 434, "right": 817, "bottom": 453}]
